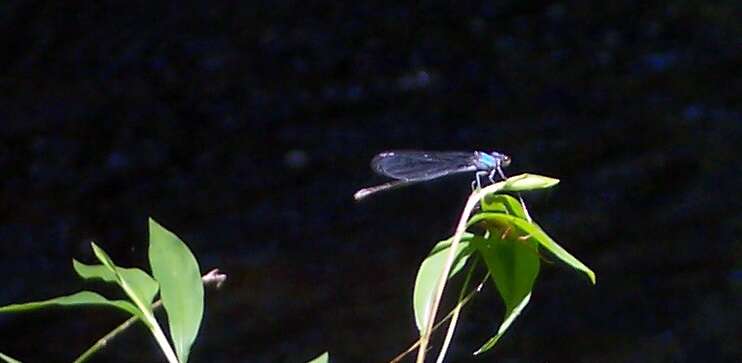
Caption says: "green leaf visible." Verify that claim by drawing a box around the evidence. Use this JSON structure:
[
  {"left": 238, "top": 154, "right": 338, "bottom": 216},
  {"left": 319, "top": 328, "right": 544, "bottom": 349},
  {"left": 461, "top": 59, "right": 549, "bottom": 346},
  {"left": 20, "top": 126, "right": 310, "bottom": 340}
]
[
  {"left": 471, "top": 233, "right": 539, "bottom": 353},
  {"left": 90, "top": 243, "right": 160, "bottom": 317},
  {"left": 478, "top": 194, "right": 529, "bottom": 219},
  {"left": 469, "top": 213, "right": 596, "bottom": 284},
  {"left": 0, "top": 291, "right": 141, "bottom": 318},
  {"left": 148, "top": 218, "right": 203, "bottom": 363},
  {"left": 0, "top": 351, "right": 22, "bottom": 363},
  {"left": 89, "top": 241, "right": 180, "bottom": 363},
  {"left": 306, "top": 352, "right": 329, "bottom": 363},
  {"left": 473, "top": 235, "right": 539, "bottom": 314},
  {"left": 413, "top": 234, "right": 475, "bottom": 332},
  {"left": 474, "top": 292, "right": 531, "bottom": 355},
  {"left": 73, "top": 260, "right": 159, "bottom": 306},
  {"left": 500, "top": 173, "right": 559, "bottom": 192}
]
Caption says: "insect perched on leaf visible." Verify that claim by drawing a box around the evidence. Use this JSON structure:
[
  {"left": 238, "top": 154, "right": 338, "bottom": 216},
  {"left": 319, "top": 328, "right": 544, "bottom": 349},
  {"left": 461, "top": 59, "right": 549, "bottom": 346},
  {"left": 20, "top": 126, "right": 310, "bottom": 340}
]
[{"left": 354, "top": 150, "right": 511, "bottom": 200}]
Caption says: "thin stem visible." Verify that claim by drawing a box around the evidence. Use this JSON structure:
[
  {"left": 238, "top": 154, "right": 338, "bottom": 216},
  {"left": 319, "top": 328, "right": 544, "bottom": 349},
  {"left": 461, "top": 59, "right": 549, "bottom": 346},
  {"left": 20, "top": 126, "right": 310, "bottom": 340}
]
[
  {"left": 73, "top": 269, "right": 226, "bottom": 363},
  {"left": 149, "top": 317, "right": 180, "bottom": 363},
  {"left": 416, "top": 182, "right": 503, "bottom": 363},
  {"left": 435, "top": 256, "right": 479, "bottom": 363},
  {"left": 73, "top": 301, "right": 163, "bottom": 363},
  {"left": 518, "top": 193, "right": 532, "bottom": 223},
  {"left": 390, "top": 272, "right": 490, "bottom": 363}
]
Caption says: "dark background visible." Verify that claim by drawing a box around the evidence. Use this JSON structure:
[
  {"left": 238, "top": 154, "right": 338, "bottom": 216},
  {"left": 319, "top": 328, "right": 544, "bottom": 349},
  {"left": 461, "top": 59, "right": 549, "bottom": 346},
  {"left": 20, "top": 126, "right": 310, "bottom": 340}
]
[{"left": 1, "top": 1, "right": 740, "bottom": 362}]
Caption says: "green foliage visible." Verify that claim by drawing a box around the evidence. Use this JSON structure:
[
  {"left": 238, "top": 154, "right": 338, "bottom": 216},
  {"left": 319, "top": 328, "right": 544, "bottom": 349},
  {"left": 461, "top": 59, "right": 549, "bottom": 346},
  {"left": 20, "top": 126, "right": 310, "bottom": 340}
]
[
  {"left": 412, "top": 173, "right": 595, "bottom": 357},
  {"left": 474, "top": 291, "right": 531, "bottom": 355},
  {"left": 413, "top": 234, "right": 475, "bottom": 331},
  {"left": 473, "top": 234, "right": 539, "bottom": 318},
  {"left": 73, "top": 259, "right": 160, "bottom": 308},
  {"left": 469, "top": 212, "right": 596, "bottom": 284},
  {"left": 479, "top": 194, "right": 528, "bottom": 218},
  {"left": 0, "top": 218, "right": 205, "bottom": 363},
  {"left": 500, "top": 173, "right": 560, "bottom": 191},
  {"left": 0, "top": 291, "right": 140, "bottom": 318},
  {"left": 0, "top": 352, "right": 21, "bottom": 363},
  {"left": 471, "top": 234, "right": 538, "bottom": 354},
  {"left": 0, "top": 172, "right": 593, "bottom": 363},
  {"left": 306, "top": 352, "right": 329, "bottom": 363},
  {"left": 88, "top": 244, "right": 161, "bottom": 318},
  {"left": 148, "top": 218, "right": 204, "bottom": 363}
]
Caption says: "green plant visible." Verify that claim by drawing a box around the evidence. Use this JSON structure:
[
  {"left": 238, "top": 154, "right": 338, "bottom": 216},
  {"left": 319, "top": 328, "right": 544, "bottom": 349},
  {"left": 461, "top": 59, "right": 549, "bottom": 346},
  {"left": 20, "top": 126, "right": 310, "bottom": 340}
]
[
  {"left": 392, "top": 173, "right": 596, "bottom": 363},
  {"left": 0, "top": 218, "right": 223, "bottom": 363},
  {"left": 307, "top": 351, "right": 329, "bottom": 363},
  {"left": 1, "top": 174, "right": 593, "bottom": 363}
]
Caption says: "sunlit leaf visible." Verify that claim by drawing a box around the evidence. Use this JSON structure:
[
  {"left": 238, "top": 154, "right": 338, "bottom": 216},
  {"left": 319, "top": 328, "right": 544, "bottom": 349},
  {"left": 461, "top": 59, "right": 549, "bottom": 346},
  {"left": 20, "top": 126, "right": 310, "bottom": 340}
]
[
  {"left": 478, "top": 194, "right": 528, "bottom": 219},
  {"left": 470, "top": 233, "right": 539, "bottom": 354},
  {"left": 148, "top": 218, "right": 203, "bottom": 363},
  {"left": 468, "top": 213, "right": 596, "bottom": 284},
  {"left": 90, "top": 243, "right": 160, "bottom": 318},
  {"left": 473, "top": 235, "right": 539, "bottom": 313},
  {"left": 306, "top": 352, "right": 329, "bottom": 363},
  {"left": 474, "top": 292, "right": 531, "bottom": 355},
  {"left": 73, "top": 259, "right": 159, "bottom": 306},
  {"left": 500, "top": 174, "right": 559, "bottom": 192},
  {"left": 413, "top": 234, "right": 474, "bottom": 331},
  {"left": 0, "top": 291, "right": 141, "bottom": 318},
  {"left": 0, "top": 351, "right": 22, "bottom": 363},
  {"left": 90, "top": 241, "right": 179, "bottom": 363}
]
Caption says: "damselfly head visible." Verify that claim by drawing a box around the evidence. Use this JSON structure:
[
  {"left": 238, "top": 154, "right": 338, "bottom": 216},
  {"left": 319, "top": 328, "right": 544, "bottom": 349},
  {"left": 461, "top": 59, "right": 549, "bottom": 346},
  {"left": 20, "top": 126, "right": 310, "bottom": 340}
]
[{"left": 492, "top": 152, "right": 511, "bottom": 167}]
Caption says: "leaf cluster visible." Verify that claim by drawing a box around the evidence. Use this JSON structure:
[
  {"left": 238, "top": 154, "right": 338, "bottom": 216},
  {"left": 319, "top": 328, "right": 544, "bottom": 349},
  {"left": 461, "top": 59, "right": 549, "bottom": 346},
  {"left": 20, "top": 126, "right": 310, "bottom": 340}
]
[
  {"left": 413, "top": 174, "right": 595, "bottom": 357},
  {"left": 0, "top": 219, "right": 203, "bottom": 363}
]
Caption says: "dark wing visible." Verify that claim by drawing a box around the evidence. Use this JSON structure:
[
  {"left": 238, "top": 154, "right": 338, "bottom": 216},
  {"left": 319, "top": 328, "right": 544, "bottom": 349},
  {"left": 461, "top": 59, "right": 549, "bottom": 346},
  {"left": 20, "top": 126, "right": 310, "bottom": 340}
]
[{"left": 370, "top": 151, "right": 478, "bottom": 181}]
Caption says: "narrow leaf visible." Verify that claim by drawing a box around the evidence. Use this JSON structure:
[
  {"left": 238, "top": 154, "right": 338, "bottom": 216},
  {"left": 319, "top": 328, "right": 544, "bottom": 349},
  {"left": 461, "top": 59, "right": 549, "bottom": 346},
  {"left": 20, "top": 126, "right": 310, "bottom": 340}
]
[
  {"left": 73, "top": 260, "right": 159, "bottom": 305},
  {"left": 0, "top": 352, "right": 22, "bottom": 363},
  {"left": 0, "top": 291, "right": 141, "bottom": 318},
  {"left": 73, "top": 259, "right": 118, "bottom": 282},
  {"left": 471, "top": 233, "right": 539, "bottom": 353},
  {"left": 473, "top": 235, "right": 539, "bottom": 314},
  {"left": 306, "top": 352, "right": 329, "bottom": 363},
  {"left": 500, "top": 173, "right": 559, "bottom": 192},
  {"left": 90, "top": 243, "right": 160, "bottom": 315},
  {"left": 478, "top": 194, "right": 528, "bottom": 220},
  {"left": 89, "top": 241, "right": 179, "bottom": 363},
  {"left": 469, "top": 213, "right": 596, "bottom": 284},
  {"left": 148, "top": 218, "right": 203, "bottom": 363},
  {"left": 413, "top": 234, "right": 474, "bottom": 331},
  {"left": 474, "top": 293, "right": 531, "bottom": 355}
]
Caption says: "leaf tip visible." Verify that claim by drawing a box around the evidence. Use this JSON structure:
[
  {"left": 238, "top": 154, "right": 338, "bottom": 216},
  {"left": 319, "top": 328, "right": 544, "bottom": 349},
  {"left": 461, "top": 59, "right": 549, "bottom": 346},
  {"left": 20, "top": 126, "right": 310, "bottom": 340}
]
[
  {"left": 472, "top": 335, "right": 500, "bottom": 356},
  {"left": 501, "top": 173, "right": 560, "bottom": 192},
  {"left": 72, "top": 258, "right": 84, "bottom": 272},
  {"left": 307, "top": 352, "right": 329, "bottom": 363}
]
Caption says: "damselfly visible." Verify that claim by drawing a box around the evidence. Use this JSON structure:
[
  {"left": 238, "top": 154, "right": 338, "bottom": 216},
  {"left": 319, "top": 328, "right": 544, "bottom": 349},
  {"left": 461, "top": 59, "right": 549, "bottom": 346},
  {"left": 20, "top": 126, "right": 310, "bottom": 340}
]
[{"left": 354, "top": 150, "right": 511, "bottom": 200}]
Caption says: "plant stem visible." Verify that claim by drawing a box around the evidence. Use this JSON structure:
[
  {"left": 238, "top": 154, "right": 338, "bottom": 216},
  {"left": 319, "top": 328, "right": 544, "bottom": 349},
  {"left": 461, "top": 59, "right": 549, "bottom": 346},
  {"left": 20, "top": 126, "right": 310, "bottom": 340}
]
[
  {"left": 435, "top": 256, "right": 479, "bottom": 363},
  {"left": 73, "top": 301, "right": 162, "bottom": 363},
  {"left": 416, "top": 183, "right": 503, "bottom": 363},
  {"left": 390, "top": 272, "right": 489, "bottom": 363},
  {"left": 149, "top": 314, "right": 180, "bottom": 363},
  {"left": 73, "top": 269, "right": 226, "bottom": 363}
]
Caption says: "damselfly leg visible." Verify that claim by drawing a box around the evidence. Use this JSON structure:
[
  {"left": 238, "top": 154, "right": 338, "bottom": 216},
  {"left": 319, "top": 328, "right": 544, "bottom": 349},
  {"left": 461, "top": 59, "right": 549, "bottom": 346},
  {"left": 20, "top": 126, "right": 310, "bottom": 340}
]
[
  {"left": 472, "top": 171, "right": 488, "bottom": 191},
  {"left": 490, "top": 166, "right": 507, "bottom": 182}
]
